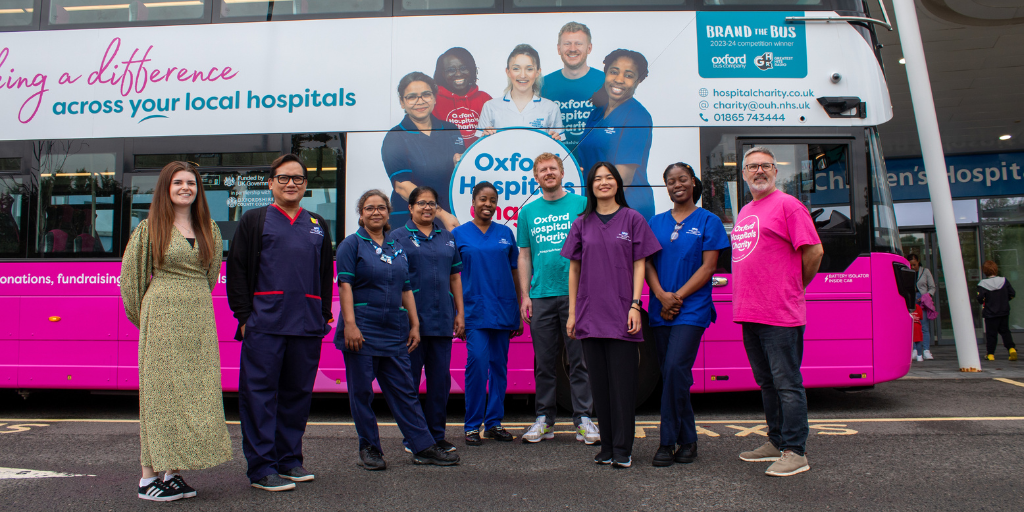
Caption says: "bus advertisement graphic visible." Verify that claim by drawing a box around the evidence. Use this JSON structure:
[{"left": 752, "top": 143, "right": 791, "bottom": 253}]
[{"left": 696, "top": 11, "right": 808, "bottom": 79}]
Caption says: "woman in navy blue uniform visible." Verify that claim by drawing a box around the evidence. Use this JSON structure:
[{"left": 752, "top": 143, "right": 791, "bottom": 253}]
[
  {"left": 336, "top": 190, "right": 460, "bottom": 470},
  {"left": 575, "top": 49, "right": 655, "bottom": 220},
  {"left": 382, "top": 72, "right": 465, "bottom": 231},
  {"left": 452, "top": 182, "right": 523, "bottom": 446},
  {"left": 386, "top": 186, "right": 465, "bottom": 453},
  {"left": 645, "top": 163, "right": 729, "bottom": 467}
]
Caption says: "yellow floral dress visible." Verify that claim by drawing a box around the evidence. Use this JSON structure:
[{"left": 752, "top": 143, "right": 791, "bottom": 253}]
[{"left": 121, "top": 219, "right": 232, "bottom": 471}]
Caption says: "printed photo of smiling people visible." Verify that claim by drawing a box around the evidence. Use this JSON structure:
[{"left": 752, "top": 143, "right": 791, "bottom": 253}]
[{"left": 345, "top": 12, "right": 699, "bottom": 236}]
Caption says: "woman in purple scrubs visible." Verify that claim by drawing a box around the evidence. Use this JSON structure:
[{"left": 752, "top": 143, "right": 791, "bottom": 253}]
[{"left": 562, "top": 162, "right": 661, "bottom": 468}]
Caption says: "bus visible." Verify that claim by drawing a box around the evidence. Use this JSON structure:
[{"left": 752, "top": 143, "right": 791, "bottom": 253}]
[{"left": 0, "top": 0, "right": 917, "bottom": 405}]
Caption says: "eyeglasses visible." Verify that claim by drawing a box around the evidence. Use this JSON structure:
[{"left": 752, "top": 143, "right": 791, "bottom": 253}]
[
  {"left": 403, "top": 91, "right": 434, "bottom": 103},
  {"left": 670, "top": 222, "right": 683, "bottom": 242},
  {"left": 445, "top": 66, "right": 470, "bottom": 75},
  {"left": 272, "top": 174, "right": 306, "bottom": 185},
  {"left": 743, "top": 163, "right": 775, "bottom": 172},
  {"left": 363, "top": 205, "right": 388, "bottom": 213},
  {"left": 414, "top": 200, "right": 438, "bottom": 209}
]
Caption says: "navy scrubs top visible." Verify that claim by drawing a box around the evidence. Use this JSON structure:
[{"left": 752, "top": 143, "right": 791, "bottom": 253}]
[
  {"left": 335, "top": 227, "right": 412, "bottom": 356},
  {"left": 575, "top": 97, "right": 655, "bottom": 220},
  {"left": 381, "top": 115, "right": 465, "bottom": 223},
  {"left": 452, "top": 222, "right": 519, "bottom": 331},
  {"left": 386, "top": 219, "right": 463, "bottom": 337},
  {"left": 248, "top": 205, "right": 331, "bottom": 337},
  {"left": 647, "top": 208, "right": 730, "bottom": 328}
]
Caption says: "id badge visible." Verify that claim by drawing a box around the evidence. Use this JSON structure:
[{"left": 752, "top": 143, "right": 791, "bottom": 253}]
[{"left": 380, "top": 254, "right": 393, "bottom": 264}]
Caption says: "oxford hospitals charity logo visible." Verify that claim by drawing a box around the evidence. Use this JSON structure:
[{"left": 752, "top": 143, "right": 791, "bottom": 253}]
[{"left": 449, "top": 128, "right": 584, "bottom": 225}]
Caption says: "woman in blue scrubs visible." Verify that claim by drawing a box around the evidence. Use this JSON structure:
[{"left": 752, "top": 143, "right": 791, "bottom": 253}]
[
  {"left": 645, "top": 163, "right": 728, "bottom": 467},
  {"left": 386, "top": 186, "right": 465, "bottom": 454},
  {"left": 452, "top": 182, "right": 523, "bottom": 446},
  {"left": 336, "top": 190, "right": 460, "bottom": 470},
  {"left": 575, "top": 49, "right": 655, "bottom": 220}
]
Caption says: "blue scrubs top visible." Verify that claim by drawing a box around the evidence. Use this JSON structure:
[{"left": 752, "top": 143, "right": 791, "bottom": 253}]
[
  {"left": 248, "top": 205, "right": 331, "bottom": 337},
  {"left": 335, "top": 227, "right": 412, "bottom": 356},
  {"left": 647, "top": 208, "right": 730, "bottom": 328},
  {"left": 452, "top": 222, "right": 519, "bottom": 331},
  {"left": 381, "top": 115, "right": 465, "bottom": 223},
  {"left": 575, "top": 97, "right": 655, "bottom": 220},
  {"left": 541, "top": 67, "right": 605, "bottom": 152},
  {"left": 386, "top": 219, "right": 463, "bottom": 337}
]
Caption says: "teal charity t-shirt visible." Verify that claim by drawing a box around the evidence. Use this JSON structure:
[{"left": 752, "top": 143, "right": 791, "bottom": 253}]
[
  {"left": 517, "top": 191, "right": 588, "bottom": 298},
  {"left": 541, "top": 67, "right": 605, "bottom": 152}
]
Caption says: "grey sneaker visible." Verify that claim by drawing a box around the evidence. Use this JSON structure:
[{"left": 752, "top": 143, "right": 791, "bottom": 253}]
[
  {"left": 521, "top": 416, "right": 554, "bottom": 443},
  {"left": 739, "top": 442, "right": 782, "bottom": 462},
  {"left": 765, "top": 450, "right": 810, "bottom": 477}
]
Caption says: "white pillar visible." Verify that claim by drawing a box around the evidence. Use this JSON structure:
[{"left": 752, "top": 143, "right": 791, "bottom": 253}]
[{"left": 892, "top": 0, "right": 981, "bottom": 371}]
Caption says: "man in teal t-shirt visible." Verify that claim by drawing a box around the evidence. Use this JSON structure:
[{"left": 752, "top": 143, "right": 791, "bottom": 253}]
[
  {"left": 541, "top": 22, "right": 605, "bottom": 153},
  {"left": 517, "top": 152, "right": 597, "bottom": 445}
]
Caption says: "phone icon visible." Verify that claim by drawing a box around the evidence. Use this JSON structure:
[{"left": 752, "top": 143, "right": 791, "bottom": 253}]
[{"left": 699, "top": 113, "right": 709, "bottom": 122}]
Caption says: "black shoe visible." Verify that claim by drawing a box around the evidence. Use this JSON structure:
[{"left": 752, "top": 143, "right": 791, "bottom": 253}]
[
  {"left": 139, "top": 479, "right": 184, "bottom": 501},
  {"left": 358, "top": 446, "right": 387, "bottom": 471},
  {"left": 436, "top": 439, "right": 458, "bottom": 452},
  {"left": 675, "top": 443, "right": 697, "bottom": 464},
  {"left": 465, "top": 430, "right": 482, "bottom": 446},
  {"left": 279, "top": 465, "right": 314, "bottom": 482},
  {"left": 611, "top": 455, "right": 632, "bottom": 468},
  {"left": 484, "top": 426, "right": 515, "bottom": 442},
  {"left": 594, "top": 450, "right": 613, "bottom": 465},
  {"left": 165, "top": 475, "right": 196, "bottom": 498},
  {"left": 652, "top": 445, "right": 676, "bottom": 467},
  {"left": 250, "top": 474, "right": 296, "bottom": 492},
  {"left": 413, "top": 445, "right": 460, "bottom": 466}
]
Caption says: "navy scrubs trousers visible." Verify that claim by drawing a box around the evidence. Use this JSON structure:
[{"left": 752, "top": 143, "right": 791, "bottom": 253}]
[
  {"left": 238, "top": 331, "right": 322, "bottom": 482},
  {"left": 408, "top": 336, "right": 453, "bottom": 442},
  {"left": 654, "top": 325, "right": 704, "bottom": 446},
  {"left": 344, "top": 350, "right": 436, "bottom": 455}
]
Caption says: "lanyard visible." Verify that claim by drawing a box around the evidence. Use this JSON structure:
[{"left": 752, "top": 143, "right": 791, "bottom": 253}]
[{"left": 365, "top": 237, "right": 401, "bottom": 265}]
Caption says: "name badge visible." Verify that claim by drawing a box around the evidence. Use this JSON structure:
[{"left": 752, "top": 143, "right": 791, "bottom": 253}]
[{"left": 380, "top": 254, "right": 393, "bottom": 264}]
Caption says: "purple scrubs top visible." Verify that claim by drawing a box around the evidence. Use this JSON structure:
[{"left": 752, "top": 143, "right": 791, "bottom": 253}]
[{"left": 561, "top": 207, "right": 661, "bottom": 342}]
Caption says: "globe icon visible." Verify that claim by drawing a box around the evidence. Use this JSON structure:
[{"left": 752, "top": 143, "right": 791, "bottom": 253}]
[{"left": 698, "top": 88, "right": 709, "bottom": 97}]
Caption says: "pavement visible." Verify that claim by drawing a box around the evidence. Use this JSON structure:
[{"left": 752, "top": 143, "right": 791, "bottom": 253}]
[
  {"left": 904, "top": 343, "right": 1024, "bottom": 379},
  {"left": 2, "top": 377, "right": 1024, "bottom": 511}
]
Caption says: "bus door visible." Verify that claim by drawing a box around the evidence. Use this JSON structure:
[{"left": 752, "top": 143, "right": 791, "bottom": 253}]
[{"left": 702, "top": 137, "right": 870, "bottom": 392}]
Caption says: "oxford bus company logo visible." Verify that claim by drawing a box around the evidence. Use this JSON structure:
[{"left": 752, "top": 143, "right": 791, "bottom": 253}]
[
  {"left": 755, "top": 52, "right": 774, "bottom": 71},
  {"left": 711, "top": 54, "right": 746, "bottom": 69},
  {"left": 449, "top": 128, "right": 583, "bottom": 226}
]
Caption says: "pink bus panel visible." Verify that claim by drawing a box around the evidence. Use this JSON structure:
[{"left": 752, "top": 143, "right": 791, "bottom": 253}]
[
  {"left": 18, "top": 340, "right": 117, "bottom": 389},
  {"left": 871, "top": 253, "right": 913, "bottom": 384}
]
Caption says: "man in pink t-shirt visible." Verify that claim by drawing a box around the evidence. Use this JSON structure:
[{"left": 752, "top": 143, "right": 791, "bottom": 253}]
[{"left": 731, "top": 146, "right": 823, "bottom": 478}]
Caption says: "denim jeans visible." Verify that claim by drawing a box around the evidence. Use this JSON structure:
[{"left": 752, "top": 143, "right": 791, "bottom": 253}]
[
  {"left": 916, "top": 292, "right": 931, "bottom": 353},
  {"left": 741, "top": 323, "right": 808, "bottom": 456}
]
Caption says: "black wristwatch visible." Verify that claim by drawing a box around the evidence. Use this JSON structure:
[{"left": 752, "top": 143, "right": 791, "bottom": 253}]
[{"left": 632, "top": 299, "right": 643, "bottom": 307}]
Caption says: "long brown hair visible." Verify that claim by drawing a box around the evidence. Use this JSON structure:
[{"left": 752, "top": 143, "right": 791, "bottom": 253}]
[{"left": 148, "top": 161, "right": 214, "bottom": 268}]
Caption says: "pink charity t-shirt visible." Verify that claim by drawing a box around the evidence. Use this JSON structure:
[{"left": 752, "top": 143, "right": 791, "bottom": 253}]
[{"left": 731, "top": 189, "right": 821, "bottom": 327}]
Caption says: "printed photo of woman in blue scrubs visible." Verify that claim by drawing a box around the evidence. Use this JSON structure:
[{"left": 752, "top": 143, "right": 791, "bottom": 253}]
[
  {"left": 381, "top": 72, "right": 465, "bottom": 231},
  {"left": 575, "top": 49, "right": 655, "bottom": 220}
]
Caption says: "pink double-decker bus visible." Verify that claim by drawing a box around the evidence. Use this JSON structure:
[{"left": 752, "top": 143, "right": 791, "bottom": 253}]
[{"left": 0, "top": 0, "right": 915, "bottom": 405}]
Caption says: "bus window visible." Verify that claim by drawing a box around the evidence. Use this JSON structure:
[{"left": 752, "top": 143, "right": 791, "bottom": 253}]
[
  {"left": 0, "top": 0, "right": 35, "bottom": 28},
  {"left": 0, "top": 160, "right": 27, "bottom": 257},
  {"left": 47, "top": 0, "right": 206, "bottom": 26},
  {"left": 740, "top": 143, "right": 854, "bottom": 234},
  {"left": 703, "top": 0, "right": 822, "bottom": 5},
  {"left": 511, "top": 0, "right": 689, "bottom": 9},
  {"left": 219, "top": 0, "right": 385, "bottom": 19},
  {"left": 35, "top": 151, "right": 118, "bottom": 255},
  {"left": 868, "top": 128, "right": 901, "bottom": 254}
]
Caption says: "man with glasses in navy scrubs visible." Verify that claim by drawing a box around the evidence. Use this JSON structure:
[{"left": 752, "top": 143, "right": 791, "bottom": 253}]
[{"left": 227, "top": 154, "right": 334, "bottom": 492}]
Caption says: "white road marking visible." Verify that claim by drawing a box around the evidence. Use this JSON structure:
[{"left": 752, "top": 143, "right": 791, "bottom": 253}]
[{"left": 0, "top": 468, "right": 95, "bottom": 480}]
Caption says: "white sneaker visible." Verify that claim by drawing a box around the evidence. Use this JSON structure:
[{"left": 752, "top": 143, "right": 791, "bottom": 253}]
[
  {"left": 521, "top": 416, "right": 554, "bottom": 443},
  {"left": 911, "top": 349, "right": 918, "bottom": 362},
  {"left": 576, "top": 417, "right": 600, "bottom": 445},
  {"left": 916, "top": 355, "right": 923, "bottom": 362},
  {"left": 923, "top": 350, "right": 934, "bottom": 360}
]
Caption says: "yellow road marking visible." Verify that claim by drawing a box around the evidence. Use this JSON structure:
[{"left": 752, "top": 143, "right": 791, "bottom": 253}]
[
  {"left": 725, "top": 425, "right": 769, "bottom": 436},
  {"left": 994, "top": 378, "right": 1024, "bottom": 388}
]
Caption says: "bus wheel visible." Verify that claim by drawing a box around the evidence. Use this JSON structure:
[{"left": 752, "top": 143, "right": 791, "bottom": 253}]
[{"left": 554, "top": 309, "right": 662, "bottom": 411}]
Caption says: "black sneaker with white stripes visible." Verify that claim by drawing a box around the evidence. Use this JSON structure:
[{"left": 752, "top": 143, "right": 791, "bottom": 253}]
[
  {"left": 165, "top": 475, "right": 197, "bottom": 498},
  {"left": 138, "top": 479, "right": 184, "bottom": 502}
]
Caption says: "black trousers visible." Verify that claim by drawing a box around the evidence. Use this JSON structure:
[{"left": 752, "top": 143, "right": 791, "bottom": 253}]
[
  {"left": 582, "top": 337, "right": 638, "bottom": 459},
  {"left": 984, "top": 315, "right": 1016, "bottom": 355}
]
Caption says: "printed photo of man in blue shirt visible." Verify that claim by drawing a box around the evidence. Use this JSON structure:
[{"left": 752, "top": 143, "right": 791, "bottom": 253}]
[{"left": 541, "top": 22, "right": 605, "bottom": 153}]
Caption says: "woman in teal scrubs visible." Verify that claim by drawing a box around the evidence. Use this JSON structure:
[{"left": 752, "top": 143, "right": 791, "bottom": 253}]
[{"left": 452, "top": 182, "right": 523, "bottom": 446}]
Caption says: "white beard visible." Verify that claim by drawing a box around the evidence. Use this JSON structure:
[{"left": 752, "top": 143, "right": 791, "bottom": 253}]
[{"left": 747, "top": 175, "right": 776, "bottom": 194}]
